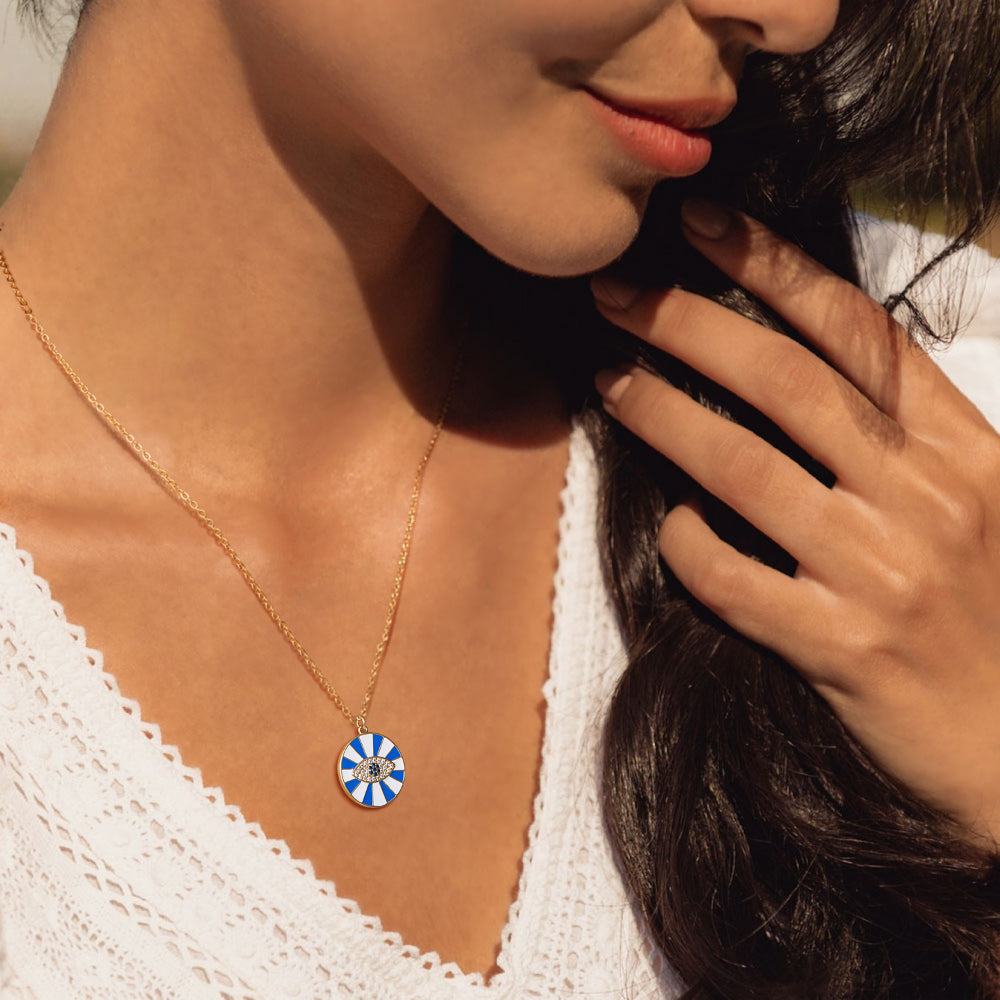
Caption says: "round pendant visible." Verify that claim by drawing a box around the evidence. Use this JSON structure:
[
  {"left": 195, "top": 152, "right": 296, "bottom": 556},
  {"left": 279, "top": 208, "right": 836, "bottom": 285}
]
[{"left": 337, "top": 732, "right": 405, "bottom": 809}]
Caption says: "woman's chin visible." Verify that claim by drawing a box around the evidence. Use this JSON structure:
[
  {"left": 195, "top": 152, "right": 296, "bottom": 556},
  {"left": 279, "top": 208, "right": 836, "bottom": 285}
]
[{"left": 458, "top": 188, "right": 649, "bottom": 279}]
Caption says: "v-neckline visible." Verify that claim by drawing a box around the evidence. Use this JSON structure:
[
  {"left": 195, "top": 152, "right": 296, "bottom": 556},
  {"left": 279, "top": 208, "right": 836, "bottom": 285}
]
[{"left": 0, "top": 413, "right": 590, "bottom": 994}]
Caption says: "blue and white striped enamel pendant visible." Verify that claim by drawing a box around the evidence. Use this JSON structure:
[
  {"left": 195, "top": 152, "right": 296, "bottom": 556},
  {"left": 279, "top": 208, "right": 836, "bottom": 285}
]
[{"left": 337, "top": 732, "right": 405, "bottom": 808}]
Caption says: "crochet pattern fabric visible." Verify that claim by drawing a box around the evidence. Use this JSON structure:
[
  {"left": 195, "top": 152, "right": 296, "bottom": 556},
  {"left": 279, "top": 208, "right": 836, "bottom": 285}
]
[{"left": 0, "top": 416, "right": 682, "bottom": 1000}]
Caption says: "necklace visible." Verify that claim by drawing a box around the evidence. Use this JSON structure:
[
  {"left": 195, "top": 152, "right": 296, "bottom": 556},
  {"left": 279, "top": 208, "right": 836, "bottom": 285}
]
[{"left": 0, "top": 230, "right": 466, "bottom": 809}]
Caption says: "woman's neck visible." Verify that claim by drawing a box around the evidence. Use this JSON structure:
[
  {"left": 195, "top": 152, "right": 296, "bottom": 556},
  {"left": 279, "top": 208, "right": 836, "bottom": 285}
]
[{"left": 0, "top": 0, "right": 517, "bottom": 499}]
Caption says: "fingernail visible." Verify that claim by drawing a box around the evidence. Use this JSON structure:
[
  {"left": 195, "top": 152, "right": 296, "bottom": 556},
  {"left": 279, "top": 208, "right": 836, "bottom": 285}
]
[
  {"left": 594, "top": 367, "right": 634, "bottom": 406},
  {"left": 681, "top": 198, "right": 731, "bottom": 239},
  {"left": 591, "top": 275, "right": 642, "bottom": 311}
]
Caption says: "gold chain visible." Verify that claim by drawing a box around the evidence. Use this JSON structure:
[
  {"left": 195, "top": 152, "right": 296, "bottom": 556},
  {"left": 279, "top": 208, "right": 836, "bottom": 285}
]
[{"left": 0, "top": 230, "right": 465, "bottom": 735}]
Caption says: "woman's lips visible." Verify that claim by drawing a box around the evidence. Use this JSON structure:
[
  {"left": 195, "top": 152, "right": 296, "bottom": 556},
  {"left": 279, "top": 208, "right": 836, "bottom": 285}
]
[{"left": 584, "top": 88, "right": 723, "bottom": 177}]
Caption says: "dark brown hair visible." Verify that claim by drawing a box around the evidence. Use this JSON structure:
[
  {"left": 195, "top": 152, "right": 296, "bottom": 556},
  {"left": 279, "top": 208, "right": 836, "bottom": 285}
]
[{"left": 20, "top": 0, "right": 1000, "bottom": 994}]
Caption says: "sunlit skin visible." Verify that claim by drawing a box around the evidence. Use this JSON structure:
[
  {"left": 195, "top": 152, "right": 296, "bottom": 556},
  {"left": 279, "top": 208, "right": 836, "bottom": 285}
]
[{"left": 8, "top": 0, "right": 995, "bottom": 981}]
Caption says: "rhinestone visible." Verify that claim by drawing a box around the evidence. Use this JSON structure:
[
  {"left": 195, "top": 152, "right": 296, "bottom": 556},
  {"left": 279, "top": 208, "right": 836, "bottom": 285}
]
[{"left": 353, "top": 756, "right": 394, "bottom": 783}]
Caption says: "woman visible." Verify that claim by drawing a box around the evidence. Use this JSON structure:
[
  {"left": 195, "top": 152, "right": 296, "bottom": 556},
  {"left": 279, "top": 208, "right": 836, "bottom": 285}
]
[{"left": 0, "top": 0, "right": 999, "bottom": 996}]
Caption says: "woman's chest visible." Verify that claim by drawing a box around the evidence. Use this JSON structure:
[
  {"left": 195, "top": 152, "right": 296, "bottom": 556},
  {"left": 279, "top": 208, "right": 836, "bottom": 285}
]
[
  {"left": 0, "top": 435, "right": 571, "bottom": 980},
  {"left": 0, "top": 420, "right": 676, "bottom": 998}
]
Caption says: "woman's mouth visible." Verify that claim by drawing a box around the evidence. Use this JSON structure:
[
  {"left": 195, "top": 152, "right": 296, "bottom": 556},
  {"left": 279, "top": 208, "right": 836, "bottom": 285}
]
[{"left": 583, "top": 87, "right": 731, "bottom": 177}]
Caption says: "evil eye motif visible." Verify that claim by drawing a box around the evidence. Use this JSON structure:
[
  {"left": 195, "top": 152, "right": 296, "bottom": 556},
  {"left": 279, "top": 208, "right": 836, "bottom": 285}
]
[{"left": 337, "top": 733, "right": 405, "bottom": 809}]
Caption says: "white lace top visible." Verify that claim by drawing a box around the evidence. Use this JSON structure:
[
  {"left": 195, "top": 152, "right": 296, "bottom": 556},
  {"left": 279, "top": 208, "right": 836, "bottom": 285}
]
[
  {"left": 0, "top": 416, "right": 683, "bottom": 1000},
  {"left": 0, "top": 227, "right": 998, "bottom": 1000}
]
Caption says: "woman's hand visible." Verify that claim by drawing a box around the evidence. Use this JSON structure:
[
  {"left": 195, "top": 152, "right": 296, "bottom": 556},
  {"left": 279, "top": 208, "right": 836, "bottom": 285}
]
[{"left": 591, "top": 200, "right": 1000, "bottom": 849}]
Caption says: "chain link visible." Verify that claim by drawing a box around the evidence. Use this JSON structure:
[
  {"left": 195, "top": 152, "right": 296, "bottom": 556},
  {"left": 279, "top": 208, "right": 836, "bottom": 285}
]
[{"left": 0, "top": 229, "right": 465, "bottom": 734}]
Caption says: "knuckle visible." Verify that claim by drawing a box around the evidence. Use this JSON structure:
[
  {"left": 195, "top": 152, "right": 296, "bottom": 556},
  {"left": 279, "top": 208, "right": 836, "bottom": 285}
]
[
  {"left": 880, "top": 562, "right": 934, "bottom": 621},
  {"left": 808, "top": 596, "right": 914, "bottom": 696},
  {"left": 689, "top": 555, "right": 744, "bottom": 612},
  {"left": 712, "top": 433, "right": 774, "bottom": 498},
  {"left": 746, "top": 221, "right": 789, "bottom": 268},
  {"left": 835, "top": 603, "right": 901, "bottom": 665},
  {"left": 819, "top": 628, "right": 875, "bottom": 692},
  {"left": 936, "top": 487, "right": 987, "bottom": 549},
  {"left": 833, "top": 630, "right": 898, "bottom": 694},
  {"left": 916, "top": 454, "right": 988, "bottom": 549},
  {"left": 835, "top": 622, "right": 874, "bottom": 668},
  {"left": 849, "top": 291, "right": 892, "bottom": 331},
  {"left": 831, "top": 286, "right": 890, "bottom": 342},
  {"left": 756, "top": 344, "right": 823, "bottom": 406}
]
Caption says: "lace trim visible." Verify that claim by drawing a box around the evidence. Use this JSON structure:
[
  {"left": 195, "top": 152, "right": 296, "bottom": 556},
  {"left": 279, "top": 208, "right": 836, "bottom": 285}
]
[{"left": 0, "top": 414, "right": 591, "bottom": 995}]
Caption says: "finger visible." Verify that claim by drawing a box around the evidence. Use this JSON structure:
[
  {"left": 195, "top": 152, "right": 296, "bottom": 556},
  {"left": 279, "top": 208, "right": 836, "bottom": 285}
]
[
  {"left": 594, "top": 286, "right": 906, "bottom": 487},
  {"left": 658, "top": 499, "right": 829, "bottom": 679},
  {"left": 678, "top": 199, "right": 956, "bottom": 427},
  {"left": 599, "top": 365, "right": 840, "bottom": 568}
]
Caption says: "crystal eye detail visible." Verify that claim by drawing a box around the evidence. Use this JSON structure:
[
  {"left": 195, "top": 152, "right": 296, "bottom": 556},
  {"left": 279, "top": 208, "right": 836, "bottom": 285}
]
[
  {"left": 337, "top": 733, "right": 405, "bottom": 809},
  {"left": 352, "top": 756, "right": 395, "bottom": 783}
]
